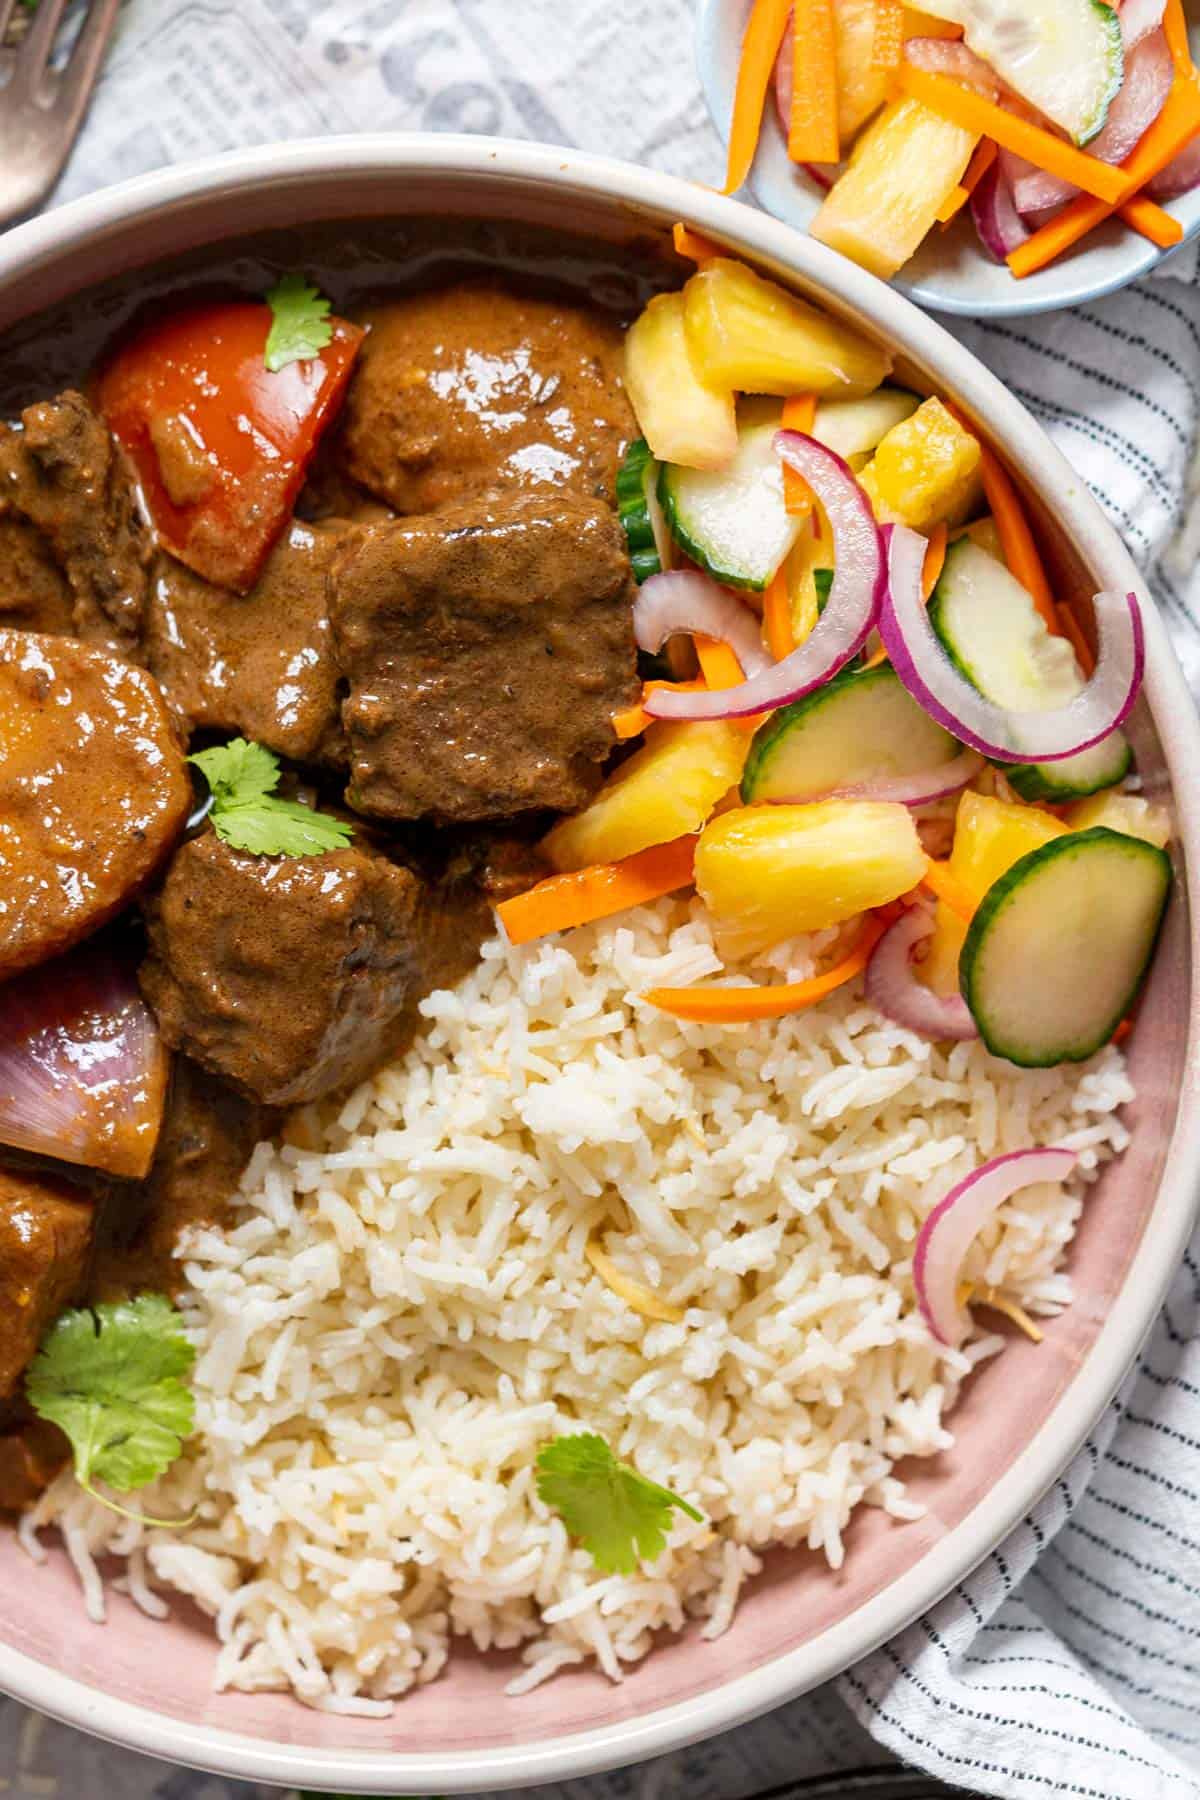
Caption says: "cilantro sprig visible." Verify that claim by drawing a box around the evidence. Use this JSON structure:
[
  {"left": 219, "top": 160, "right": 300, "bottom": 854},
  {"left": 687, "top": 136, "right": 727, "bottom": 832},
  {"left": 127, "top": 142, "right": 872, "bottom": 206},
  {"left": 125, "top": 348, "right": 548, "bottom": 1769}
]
[
  {"left": 188, "top": 738, "right": 353, "bottom": 858},
  {"left": 535, "top": 1433, "right": 704, "bottom": 1575},
  {"left": 264, "top": 273, "right": 335, "bottom": 373},
  {"left": 28, "top": 1297, "right": 196, "bottom": 1514}
]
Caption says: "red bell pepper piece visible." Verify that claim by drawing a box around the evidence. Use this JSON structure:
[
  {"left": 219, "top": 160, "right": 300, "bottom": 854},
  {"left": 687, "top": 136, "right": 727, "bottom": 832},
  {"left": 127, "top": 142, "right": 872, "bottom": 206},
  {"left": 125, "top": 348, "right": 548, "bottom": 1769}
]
[{"left": 96, "top": 302, "right": 364, "bottom": 593}]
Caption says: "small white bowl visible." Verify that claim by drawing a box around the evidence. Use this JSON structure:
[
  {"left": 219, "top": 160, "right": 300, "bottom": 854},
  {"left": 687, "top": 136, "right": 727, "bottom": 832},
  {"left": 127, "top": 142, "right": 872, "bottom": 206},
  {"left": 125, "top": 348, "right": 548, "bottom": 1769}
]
[{"left": 696, "top": 0, "right": 1200, "bottom": 318}]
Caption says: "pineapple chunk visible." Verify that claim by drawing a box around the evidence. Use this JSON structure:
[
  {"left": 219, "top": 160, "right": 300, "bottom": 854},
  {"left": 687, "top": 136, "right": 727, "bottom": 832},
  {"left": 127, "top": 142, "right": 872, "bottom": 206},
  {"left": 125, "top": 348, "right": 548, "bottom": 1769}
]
[
  {"left": 624, "top": 292, "right": 737, "bottom": 470},
  {"left": 834, "top": 0, "right": 891, "bottom": 143},
  {"left": 542, "top": 721, "right": 748, "bottom": 873},
  {"left": 923, "top": 791, "right": 1065, "bottom": 995},
  {"left": 963, "top": 515, "right": 1004, "bottom": 560},
  {"left": 695, "top": 800, "right": 925, "bottom": 961},
  {"left": 859, "top": 396, "right": 983, "bottom": 532},
  {"left": 1065, "top": 791, "right": 1172, "bottom": 849},
  {"left": 682, "top": 258, "right": 892, "bottom": 401},
  {"left": 810, "top": 97, "right": 977, "bottom": 281}
]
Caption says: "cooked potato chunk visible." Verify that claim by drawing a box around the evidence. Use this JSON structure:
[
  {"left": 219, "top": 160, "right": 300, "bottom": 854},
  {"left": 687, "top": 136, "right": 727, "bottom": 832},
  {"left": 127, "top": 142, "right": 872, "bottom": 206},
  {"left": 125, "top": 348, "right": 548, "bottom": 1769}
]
[{"left": 0, "top": 631, "right": 189, "bottom": 977}]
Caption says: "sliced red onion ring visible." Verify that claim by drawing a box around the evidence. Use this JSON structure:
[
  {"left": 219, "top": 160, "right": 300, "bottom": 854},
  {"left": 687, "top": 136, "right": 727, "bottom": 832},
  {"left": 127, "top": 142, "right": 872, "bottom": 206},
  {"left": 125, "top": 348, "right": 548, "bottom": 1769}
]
[
  {"left": 645, "top": 433, "right": 883, "bottom": 722},
  {"left": 1010, "top": 29, "right": 1172, "bottom": 214},
  {"left": 1119, "top": 0, "right": 1167, "bottom": 51},
  {"left": 971, "top": 159, "right": 1030, "bottom": 260},
  {"left": 0, "top": 944, "right": 168, "bottom": 1180},
  {"left": 904, "top": 36, "right": 1000, "bottom": 96},
  {"left": 818, "top": 747, "right": 986, "bottom": 807},
  {"left": 633, "top": 570, "right": 774, "bottom": 682},
  {"left": 1148, "top": 131, "right": 1200, "bottom": 199},
  {"left": 865, "top": 905, "right": 978, "bottom": 1042},
  {"left": 880, "top": 524, "right": 1144, "bottom": 763},
  {"left": 913, "top": 1147, "right": 1078, "bottom": 1346}
]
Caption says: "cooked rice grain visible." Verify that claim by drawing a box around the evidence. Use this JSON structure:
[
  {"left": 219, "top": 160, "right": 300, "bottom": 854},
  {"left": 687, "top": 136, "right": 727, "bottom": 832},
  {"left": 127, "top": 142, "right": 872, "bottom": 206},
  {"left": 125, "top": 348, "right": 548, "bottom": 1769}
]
[{"left": 23, "top": 897, "right": 1133, "bottom": 1707}]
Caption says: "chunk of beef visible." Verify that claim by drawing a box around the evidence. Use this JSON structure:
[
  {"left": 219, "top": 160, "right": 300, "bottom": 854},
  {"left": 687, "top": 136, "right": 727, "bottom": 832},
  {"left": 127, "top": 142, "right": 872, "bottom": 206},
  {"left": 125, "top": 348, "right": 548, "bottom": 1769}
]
[
  {"left": 92, "top": 1058, "right": 275, "bottom": 1301},
  {"left": 0, "top": 631, "right": 190, "bottom": 978},
  {"left": 0, "top": 1169, "right": 94, "bottom": 1400},
  {"left": 140, "top": 830, "right": 490, "bottom": 1106},
  {"left": 0, "top": 519, "right": 74, "bottom": 635},
  {"left": 337, "top": 283, "right": 635, "bottom": 515},
  {"left": 143, "top": 519, "right": 355, "bottom": 766},
  {"left": 0, "top": 393, "right": 152, "bottom": 651},
  {"left": 330, "top": 493, "right": 639, "bottom": 823},
  {"left": 0, "top": 1415, "right": 70, "bottom": 1513}
]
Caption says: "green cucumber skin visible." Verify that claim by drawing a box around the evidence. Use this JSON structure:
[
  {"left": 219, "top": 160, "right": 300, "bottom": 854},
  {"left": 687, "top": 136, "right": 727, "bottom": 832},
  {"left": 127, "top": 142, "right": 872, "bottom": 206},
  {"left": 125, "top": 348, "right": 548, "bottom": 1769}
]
[
  {"left": 616, "top": 439, "right": 663, "bottom": 586},
  {"left": 1078, "top": 0, "right": 1125, "bottom": 145},
  {"left": 929, "top": 538, "right": 1131, "bottom": 801},
  {"left": 740, "top": 663, "right": 890, "bottom": 803},
  {"left": 927, "top": 541, "right": 987, "bottom": 689},
  {"left": 959, "top": 827, "right": 1170, "bottom": 1068},
  {"left": 1006, "top": 737, "right": 1133, "bottom": 802},
  {"left": 657, "top": 462, "right": 764, "bottom": 593}
]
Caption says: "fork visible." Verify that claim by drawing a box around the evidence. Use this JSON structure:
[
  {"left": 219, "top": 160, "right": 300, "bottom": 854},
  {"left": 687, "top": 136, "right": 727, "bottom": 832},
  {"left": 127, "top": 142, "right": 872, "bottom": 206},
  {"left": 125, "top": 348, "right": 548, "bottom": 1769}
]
[{"left": 0, "top": 0, "right": 121, "bottom": 229}]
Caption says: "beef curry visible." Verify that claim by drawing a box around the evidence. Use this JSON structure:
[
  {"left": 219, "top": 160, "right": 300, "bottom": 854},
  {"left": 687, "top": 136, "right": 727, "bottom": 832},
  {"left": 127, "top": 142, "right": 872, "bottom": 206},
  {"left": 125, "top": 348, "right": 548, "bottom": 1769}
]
[{"left": 0, "top": 221, "right": 659, "bottom": 1509}]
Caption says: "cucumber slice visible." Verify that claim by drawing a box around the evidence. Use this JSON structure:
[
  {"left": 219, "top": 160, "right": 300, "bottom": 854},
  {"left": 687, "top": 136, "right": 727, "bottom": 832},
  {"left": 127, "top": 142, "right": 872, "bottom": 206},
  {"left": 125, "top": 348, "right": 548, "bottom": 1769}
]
[
  {"left": 913, "top": 0, "right": 1123, "bottom": 144},
  {"left": 617, "top": 439, "right": 671, "bottom": 585},
  {"left": 960, "top": 827, "right": 1170, "bottom": 1067},
  {"left": 929, "top": 537, "right": 1131, "bottom": 800},
  {"left": 813, "top": 388, "right": 920, "bottom": 468},
  {"left": 659, "top": 415, "right": 804, "bottom": 592},
  {"left": 741, "top": 663, "right": 958, "bottom": 803}
]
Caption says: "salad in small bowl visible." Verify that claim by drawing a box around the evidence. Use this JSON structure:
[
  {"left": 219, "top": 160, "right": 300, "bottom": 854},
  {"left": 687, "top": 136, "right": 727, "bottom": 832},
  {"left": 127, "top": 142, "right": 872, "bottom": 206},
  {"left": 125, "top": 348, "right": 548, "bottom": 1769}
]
[{"left": 697, "top": 0, "right": 1200, "bottom": 314}]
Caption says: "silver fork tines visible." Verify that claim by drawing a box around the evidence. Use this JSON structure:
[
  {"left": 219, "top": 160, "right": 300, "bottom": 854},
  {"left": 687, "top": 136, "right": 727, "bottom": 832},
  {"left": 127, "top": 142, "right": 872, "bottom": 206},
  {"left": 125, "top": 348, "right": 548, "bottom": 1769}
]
[{"left": 0, "top": 0, "right": 121, "bottom": 229}]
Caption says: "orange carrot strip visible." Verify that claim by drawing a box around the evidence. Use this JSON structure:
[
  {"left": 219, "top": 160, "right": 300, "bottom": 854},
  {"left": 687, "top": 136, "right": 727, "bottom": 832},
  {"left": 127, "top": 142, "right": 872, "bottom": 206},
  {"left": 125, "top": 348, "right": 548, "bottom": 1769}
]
[
  {"left": 1164, "top": 0, "right": 1194, "bottom": 77},
  {"left": 871, "top": 0, "right": 905, "bottom": 68},
  {"left": 498, "top": 837, "right": 697, "bottom": 946},
  {"left": 921, "top": 857, "right": 977, "bottom": 922},
  {"left": 936, "top": 183, "right": 970, "bottom": 225},
  {"left": 763, "top": 567, "right": 796, "bottom": 660},
  {"left": 726, "top": 0, "right": 794, "bottom": 193},
  {"left": 938, "top": 139, "right": 997, "bottom": 222},
  {"left": 1008, "top": 73, "right": 1200, "bottom": 277},
  {"left": 897, "top": 67, "right": 1129, "bottom": 202},
  {"left": 922, "top": 523, "right": 948, "bottom": 599},
  {"left": 1112, "top": 1017, "right": 1134, "bottom": 1044},
  {"left": 644, "top": 916, "right": 886, "bottom": 1022},
  {"left": 673, "top": 222, "right": 723, "bottom": 263},
  {"left": 1120, "top": 192, "right": 1186, "bottom": 248},
  {"left": 946, "top": 405, "right": 1058, "bottom": 633},
  {"left": 1056, "top": 602, "right": 1096, "bottom": 676},
  {"left": 781, "top": 393, "right": 818, "bottom": 513},
  {"left": 790, "top": 0, "right": 841, "bottom": 163},
  {"left": 613, "top": 679, "right": 708, "bottom": 741},
  {"left": 695, "top": 635, "right": 745, "bottom": 690}
]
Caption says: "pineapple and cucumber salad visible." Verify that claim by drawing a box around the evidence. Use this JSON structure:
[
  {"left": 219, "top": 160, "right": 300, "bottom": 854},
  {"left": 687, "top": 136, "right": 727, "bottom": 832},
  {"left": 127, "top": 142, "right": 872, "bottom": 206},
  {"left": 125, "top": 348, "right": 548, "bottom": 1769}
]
[
  {"left": 549, "top": 253, "right": 1169, "bottom": 1070},
  {"left": 764, "top": 0, "right": 1147, "bottom": 282}
]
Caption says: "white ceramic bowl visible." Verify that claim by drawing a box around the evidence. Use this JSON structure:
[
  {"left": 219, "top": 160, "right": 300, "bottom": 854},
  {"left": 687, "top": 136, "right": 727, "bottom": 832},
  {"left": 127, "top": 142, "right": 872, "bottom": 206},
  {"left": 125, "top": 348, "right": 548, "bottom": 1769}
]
[
  {"left": 0, "top": 136, "right": 1197, "bottom": 1795},
  {"left": 696, "top": 0, "right": 1200, "bottom": 318}
]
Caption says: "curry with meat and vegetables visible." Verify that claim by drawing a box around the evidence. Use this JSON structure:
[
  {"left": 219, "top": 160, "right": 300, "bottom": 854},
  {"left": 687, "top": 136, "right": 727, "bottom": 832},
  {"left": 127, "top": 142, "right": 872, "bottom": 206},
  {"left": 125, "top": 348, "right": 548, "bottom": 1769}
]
[{"left": 0, "top": 219, "right": 1168, "bottom": 1568}]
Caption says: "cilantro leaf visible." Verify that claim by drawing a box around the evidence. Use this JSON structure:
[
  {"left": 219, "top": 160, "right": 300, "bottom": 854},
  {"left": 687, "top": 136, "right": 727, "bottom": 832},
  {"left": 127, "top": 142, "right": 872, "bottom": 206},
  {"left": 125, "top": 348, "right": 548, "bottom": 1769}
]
[
  {"left": 188, "top": 737, "right": 279, "bottom": 810},
  {"left": 188, "top": 737, "right": 353, "bottom": 859},
  {"left": 264, "top": 274, "right": 334, "bottom": 373},
  {"left": 535, "top": 1433, "right": 704, "bottom": 1576},
  {"left": 27, "top": 1296, "right": 196, "bottom": 1495},
  {"left": 213, "top": 796, "right": 354, "bottom": 857}
]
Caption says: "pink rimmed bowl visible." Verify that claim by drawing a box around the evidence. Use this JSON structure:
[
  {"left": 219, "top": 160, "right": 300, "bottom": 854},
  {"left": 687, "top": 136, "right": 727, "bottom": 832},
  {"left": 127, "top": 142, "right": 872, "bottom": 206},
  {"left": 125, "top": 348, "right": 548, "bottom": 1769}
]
[{"left": 0, "top": 137, "right": 1196, "bottom": 1795}]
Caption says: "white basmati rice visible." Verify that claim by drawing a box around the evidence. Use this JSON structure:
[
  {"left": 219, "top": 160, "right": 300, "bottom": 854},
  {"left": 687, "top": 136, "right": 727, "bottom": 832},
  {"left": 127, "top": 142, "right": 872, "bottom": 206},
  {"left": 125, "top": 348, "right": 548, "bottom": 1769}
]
[{"left": 22, "top": 897, "right": 1133, "bottom": 1708}]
